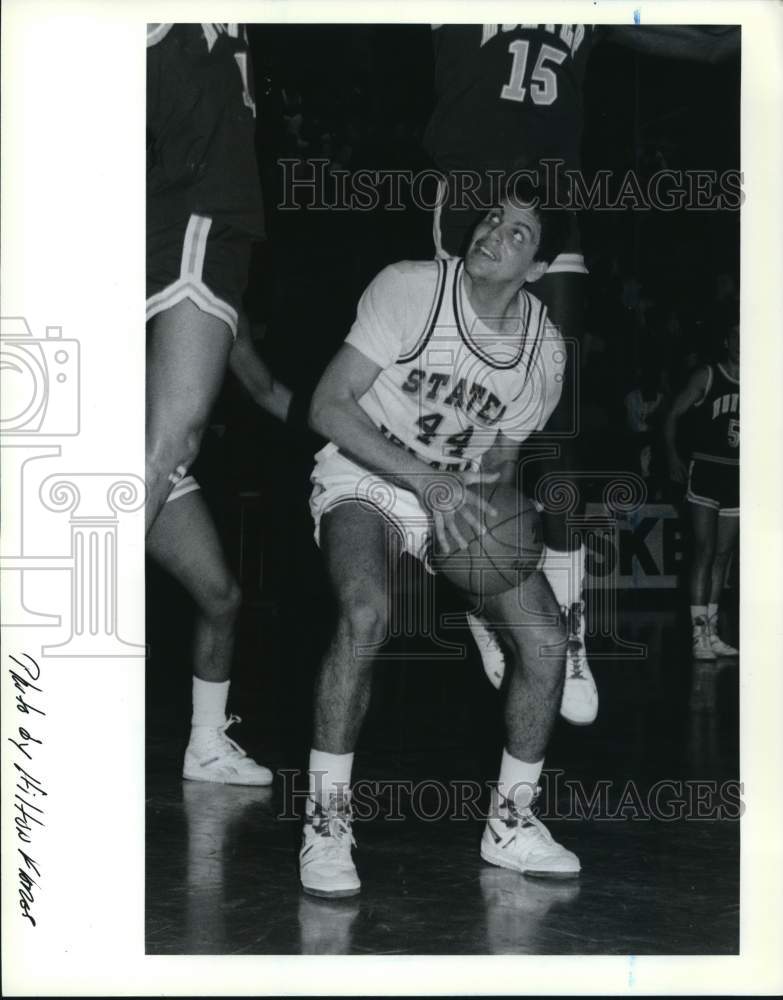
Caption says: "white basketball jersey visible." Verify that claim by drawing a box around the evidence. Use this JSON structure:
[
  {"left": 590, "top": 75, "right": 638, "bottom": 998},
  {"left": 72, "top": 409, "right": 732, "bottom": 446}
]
[{"left": 345, "top": 258, "right": 564, "bottom": 470}]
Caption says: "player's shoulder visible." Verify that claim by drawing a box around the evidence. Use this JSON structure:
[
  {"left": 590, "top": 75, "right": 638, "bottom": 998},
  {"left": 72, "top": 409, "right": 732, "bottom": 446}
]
[
  {"left": 522, "top": 288, "right": 563, "bottom": 341},
  {"left": 684, "top": 363, "right": 713, "bottom": 404},
  {"left": 386, "top": 259, "right": 442, "bottom": 279},
  {"left": 370, "top": 260, "right": 442, "bottom": 294}
]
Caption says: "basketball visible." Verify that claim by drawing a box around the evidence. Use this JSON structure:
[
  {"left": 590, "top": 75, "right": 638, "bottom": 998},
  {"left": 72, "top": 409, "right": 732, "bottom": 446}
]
[{"left": 432, "top": 483, "right": 543, "bottom": 597}]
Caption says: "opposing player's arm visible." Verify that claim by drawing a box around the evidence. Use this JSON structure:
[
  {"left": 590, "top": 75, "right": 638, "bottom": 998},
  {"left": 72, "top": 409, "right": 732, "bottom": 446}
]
[
  {"left": 664, "top": 365, "right": 710, "bottom": 482},
  {"left": 608, "top": 25, "right": 740, "bottom": 64},
  {"left": 229, "top": 313, "right": 293, "bottom": 423}
]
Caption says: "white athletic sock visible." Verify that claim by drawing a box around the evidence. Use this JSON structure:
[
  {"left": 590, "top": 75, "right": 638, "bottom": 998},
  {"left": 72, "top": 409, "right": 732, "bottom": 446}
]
[
  {"left": 707, "top": 602, "right": 719, "bottom": 624},
  {"left": 191, "top": 677, "right": 229, "bottom": 730},
  {"left": 497, "top": 748, "right": 544, "bottom": 811},
  {"left": 308, "top": 749, "right": 354, "bottom": 807},
  {"left": 691, "top": 605, "right": 708, "bottom": 625},
  {"left": 542, "top": 543, "right": 586, "bottom": 610}
]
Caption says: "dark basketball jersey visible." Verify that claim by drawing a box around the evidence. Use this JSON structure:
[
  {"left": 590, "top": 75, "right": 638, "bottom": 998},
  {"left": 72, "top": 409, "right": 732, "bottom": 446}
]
[
  {"left": 692, "top": 364, "right": 740, "bottom": 464},
  {"left": 147, "top": 23, "right": 265, "bottom": 236},
  {"left": 424, "top": 24, "right": 597, "bottom": 175}
]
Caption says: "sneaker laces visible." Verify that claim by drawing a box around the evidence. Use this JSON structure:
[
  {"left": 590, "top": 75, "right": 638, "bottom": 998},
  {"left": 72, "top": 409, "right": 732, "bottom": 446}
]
[
  {"left": 692, "top": 618, "right": 709, "bottom": 639},
  {"left": 497, "top": 789, "right": 554, "bottom": 845},
  {"left": 482, "top": 626, "right": 504, "bottom": 660},
  {"left": 565, "top": 641, "right": 587, "bottom": 681},
  {"left": 564, "top": 606, "right": 587, "bottom": 681},
  {"left": 565, "top": 601, "right": 585, "bottom": 639},
  {"left": 497, "top": 788, "right": 542, "bottom": 824},
  {"left": 200, "top": 714, "right": 248, "bottom": 760},
  {"left": 307, "top": 797, "right": 357, "bottom": 850},
  {"left": 469, "top": 615, "right": 504, "bottom": 656}
]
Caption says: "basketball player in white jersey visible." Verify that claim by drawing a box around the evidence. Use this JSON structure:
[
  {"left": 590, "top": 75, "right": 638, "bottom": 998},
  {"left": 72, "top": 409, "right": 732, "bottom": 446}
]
[
  {"left": 425, "top": 23, "right": 740, "bottom": 724},
  {"left": 299, "top": 179, "right": 582, "bottom": 898}
]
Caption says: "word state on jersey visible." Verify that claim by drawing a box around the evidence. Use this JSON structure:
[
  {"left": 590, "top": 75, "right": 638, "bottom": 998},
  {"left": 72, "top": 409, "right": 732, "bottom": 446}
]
[{"left": 348, "top": 258, "right": 565, "bottom": 475}]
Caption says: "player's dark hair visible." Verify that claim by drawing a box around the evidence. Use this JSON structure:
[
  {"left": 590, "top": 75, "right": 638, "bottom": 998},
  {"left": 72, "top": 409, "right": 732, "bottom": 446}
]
[{"left": 501, "top": 173, "right": 573, "bottom": 265}]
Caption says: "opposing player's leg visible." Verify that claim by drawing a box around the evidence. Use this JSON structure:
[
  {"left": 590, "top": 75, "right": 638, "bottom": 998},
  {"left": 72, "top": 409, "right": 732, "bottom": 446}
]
[
  {"left": 301, "top": 501, "right": 400, "bottom": 898},
  {"left": 146, "top": 299, "right": 234, "bottom": 535},
  {"left": 687, "top": 497, "right": 719, "bottom": 660},
  {"left": 707, "top": 511, "right": 739, "bottom": 656},
  {"left": 529, "top": 266, "right": 597, "bottom": 725},
  {"left": 439, "top": 193, "right": 597, "bottom": 722},
  {"left": 479, "top": 572, "right": 580, "bottom": 878},
  {"left": 470, "top": 271, "right": 597, "bottom": 722},
  {"left": 147, "top": 489, "right": 273, "bottom": 785}
]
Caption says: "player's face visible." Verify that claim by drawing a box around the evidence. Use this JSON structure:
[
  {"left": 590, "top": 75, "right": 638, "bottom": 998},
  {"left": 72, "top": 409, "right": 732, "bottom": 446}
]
[
  {"left": 466, "top": 201, "right": 547, "bottom": 286},
  {"left": 726, "top": 327, "right": 740, "bottom": 365}
]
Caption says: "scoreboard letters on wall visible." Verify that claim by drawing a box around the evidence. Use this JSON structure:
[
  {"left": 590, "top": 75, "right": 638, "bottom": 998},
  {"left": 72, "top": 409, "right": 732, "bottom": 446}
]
[{"left": 583, "top": 503, "right": 688, "bottom": 590}]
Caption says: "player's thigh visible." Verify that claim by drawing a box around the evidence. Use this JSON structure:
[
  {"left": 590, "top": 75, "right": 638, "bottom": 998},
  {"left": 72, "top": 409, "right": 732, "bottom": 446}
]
[
  {"left": 147, "top": 298, "right": 234, "bottom": 432},
  {"left": 147, "top": 489, "right": 238, "bottom": 612},
  {"left": 483, "top": 569, "right": 565, "bottom": 657},
  {"left": 689, "top": 498, "right": 718, "bottom": 552},
  {"left": 320, "top": 501, "right": 402, "bottom": 622},
  {"left": 715, "top": 510, "right": 739, "bottom": 556}
]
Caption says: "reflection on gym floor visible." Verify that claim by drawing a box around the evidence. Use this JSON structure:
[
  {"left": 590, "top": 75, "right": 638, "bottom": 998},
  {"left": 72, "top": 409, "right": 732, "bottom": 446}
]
[{"left": 147, "top": 606, "right": 739, "bottom": 955}]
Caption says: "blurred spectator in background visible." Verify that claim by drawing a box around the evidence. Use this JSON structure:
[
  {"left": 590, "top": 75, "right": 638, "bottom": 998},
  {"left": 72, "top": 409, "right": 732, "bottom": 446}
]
[{"left": 624, "top": 365, "right": 669, "bottom": 499}]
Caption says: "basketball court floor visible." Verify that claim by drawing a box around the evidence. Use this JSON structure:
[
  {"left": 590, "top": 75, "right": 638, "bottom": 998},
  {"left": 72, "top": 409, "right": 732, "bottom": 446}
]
[{"left": 145, "top": 594, "right": 739, "bottom": 956}]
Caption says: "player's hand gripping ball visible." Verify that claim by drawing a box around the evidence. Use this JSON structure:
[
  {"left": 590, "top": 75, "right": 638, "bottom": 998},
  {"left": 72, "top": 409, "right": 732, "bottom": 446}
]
[{"left": 433, "top": 482, "right": 542, "bottom": 596}]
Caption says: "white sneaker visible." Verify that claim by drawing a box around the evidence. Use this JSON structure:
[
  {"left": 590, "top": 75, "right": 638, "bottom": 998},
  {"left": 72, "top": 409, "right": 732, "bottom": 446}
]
[
  {"left": 559, "top": 602, "right": 598, "bottom": 726},
  {"left": 692, "top": 618, "right": 717, "bottom": 661},
  {"left": 710, "top": 634, "right": 739, "bottom": 657},
  {"left": 183, "top": 714, "right": 274, "bottom": 786},
  {"left": 467, "top": 612, "right": 505, "bottom": 690},
  {"left": 708, "top": 617, "right": 739, "bottom": 657},
  {"left": 469, "top": 606, "right": 598, "bottom": 725},
  {"left": 300, "top": 793, "right": 361, "bottom": 898},
  {"left": 481, "top": 790, "right": 580, "bottom": 879}
]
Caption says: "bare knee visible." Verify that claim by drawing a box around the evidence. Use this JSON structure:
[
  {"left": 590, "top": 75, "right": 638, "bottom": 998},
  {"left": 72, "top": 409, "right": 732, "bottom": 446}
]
[
  {"left": 200, "top": 576, "right": 242, "bottom": 625},
  {"left": 147, "top": 417, "right": 206, "bottom": 485},
  {"left": 147, "top": 423, "right": 203, "bottom": 474},
  {"left": 338, "top": 593, "right": 389, "bottom": 650},
  {"left": 506, "top": 622, "right": 567, "bottom": 686},
  {"left": 712, "top": 546, "right": 734, "bottom": 577}
]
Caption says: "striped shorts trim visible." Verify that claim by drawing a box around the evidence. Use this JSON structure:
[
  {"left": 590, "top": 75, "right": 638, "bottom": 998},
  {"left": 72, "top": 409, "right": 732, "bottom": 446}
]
[
  {"left": 686, "top": 459, "right": 739, "bottom": 517},
  {"left": 146, "top": 214, "right": 240, "bottom": 338},
  {"left": 166, "top": 474, "right": 201, "bottom": 504}
]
